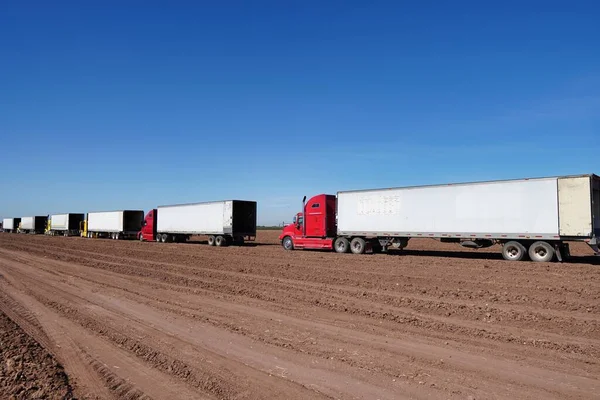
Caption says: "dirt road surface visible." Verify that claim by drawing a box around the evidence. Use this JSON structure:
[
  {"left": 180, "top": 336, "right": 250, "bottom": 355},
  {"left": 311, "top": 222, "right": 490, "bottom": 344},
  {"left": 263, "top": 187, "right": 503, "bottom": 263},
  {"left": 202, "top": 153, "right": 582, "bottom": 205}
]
[{"left": 0, "top": 231, "right": 598, "bottom": 399}]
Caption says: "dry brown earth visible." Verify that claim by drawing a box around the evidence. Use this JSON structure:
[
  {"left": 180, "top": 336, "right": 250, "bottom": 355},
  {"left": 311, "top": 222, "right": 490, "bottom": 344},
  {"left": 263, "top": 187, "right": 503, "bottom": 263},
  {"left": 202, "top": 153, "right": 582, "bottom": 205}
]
[{"left": 0, "top": 231, "right": 598, "bottom": 399}]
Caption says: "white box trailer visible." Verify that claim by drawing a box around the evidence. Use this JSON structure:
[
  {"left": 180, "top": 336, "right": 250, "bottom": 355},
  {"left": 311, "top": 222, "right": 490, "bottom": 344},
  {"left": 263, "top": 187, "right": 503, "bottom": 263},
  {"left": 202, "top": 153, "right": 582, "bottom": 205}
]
[
  {"left": 20, "top": 216, "right": 48, "bottom": 234},
  {"left": 2, "top": 218, "right": 21, "bottom": 233},
  {"left": 150, "top": 200, "right": 257, "bottom": 245},
  {"left": 86, "top": 210, "right": 144, "bottom": 240},
  {"left": 335, "top": 174, "right": 600, "bottom": 261},
  {"left": 48, "top": 213, "right": 85, "bottom": 236}
]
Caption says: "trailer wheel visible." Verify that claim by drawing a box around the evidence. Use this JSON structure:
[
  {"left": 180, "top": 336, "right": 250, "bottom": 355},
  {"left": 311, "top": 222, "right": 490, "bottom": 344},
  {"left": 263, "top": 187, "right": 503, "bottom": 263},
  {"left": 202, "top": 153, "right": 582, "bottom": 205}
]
[
  {"left": 334, "top": 237, "right": 350, "bottom": 253},
  {"left": 502, "top": 241, "right": 527, "bottom": 261},
  {"left": 528, "top": 241, "right": 554, "bottom": 262},
  {"left": 208, "top": 235, "right": 216, "bottom": 246},
  {"left": 155, "top": 233, "right": 161, "bottom": 242},
  {"left": 160, "top": 233, "right": 168, "bottom": 243},
  {"left": 350, "top": 237, "right": 366, "bottom": 254},
  {"left": 282, "top": 236, "right": 294, "bottom": 251},
  {"left": 215, "top": 235, "right": 226, "bottom": 247},
  {"left": 115, "top": 232, "right": 121, "bottom": 240}
]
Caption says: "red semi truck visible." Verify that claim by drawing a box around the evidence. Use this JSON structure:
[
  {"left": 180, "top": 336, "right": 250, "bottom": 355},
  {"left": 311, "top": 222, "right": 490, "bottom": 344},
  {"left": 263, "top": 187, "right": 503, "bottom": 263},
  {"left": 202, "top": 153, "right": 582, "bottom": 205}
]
[{"left": 279, "top": 175, "right": 600, "bottom": 262}]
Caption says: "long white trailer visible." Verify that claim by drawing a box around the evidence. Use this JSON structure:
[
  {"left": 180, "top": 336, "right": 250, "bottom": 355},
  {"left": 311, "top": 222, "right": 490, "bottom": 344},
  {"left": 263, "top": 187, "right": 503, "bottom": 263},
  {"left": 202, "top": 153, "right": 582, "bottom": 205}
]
[
  {"left": 335, "top": 174, "right": 600, "bottom": 261},
  {"left": 2, "top": 218, "right": 21, "bottom": 233},
  {"left": 20, "top": 216, "right": 48, "bottom": 234},
  {"left": 86, "top": 210, "right": 144, "bottom": 240},
  {"left": 48, "top": 213, "right": 85, "bottom": 236},
  {"left": 145, "top": 200, "right": 257, "bottom": 245}
]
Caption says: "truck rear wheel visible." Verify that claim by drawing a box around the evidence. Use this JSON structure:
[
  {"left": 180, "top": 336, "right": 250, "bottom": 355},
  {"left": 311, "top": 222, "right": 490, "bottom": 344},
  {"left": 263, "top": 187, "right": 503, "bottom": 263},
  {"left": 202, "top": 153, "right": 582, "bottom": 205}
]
[
  {"left": 528, "top": 241, "right": 554, "bottom": 262},
  {"left": 334, "top": 237, "right": 350, "bottom": 253},
  {"left": 350, "top": 237, "right": 366, "bottom": 254},
  {"left": 208, "top": 235, "right": 216, "bottom": 246},
  {"left": 156, "top": 234, "right": 161, "bottom": 242},
  {"left": 502, "top": 241, "right": 526, "bottom": 261},
  {"left": 215, "top": 235, "right": 226, "bottom": 247}
]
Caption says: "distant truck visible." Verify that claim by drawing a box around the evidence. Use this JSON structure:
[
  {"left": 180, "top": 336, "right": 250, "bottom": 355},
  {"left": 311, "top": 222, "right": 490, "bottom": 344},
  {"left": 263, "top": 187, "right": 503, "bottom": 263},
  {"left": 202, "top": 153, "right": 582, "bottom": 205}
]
[
  {"left": 20, "top": 216, "right": 48, "bottom": 234},
  {"left": 2, "top": 218, "right": 21, "bottom": 233},
  {"left": 47, "top": 213, "right": 85, "bottom": 236},
  {"left": 83, "top": 210, "right": 144, "bottom": 240},
  {"left": 139, "top": 200, "right": 257, "bottom": 246},
  {"left": 280, "top": 174, "right": 600, "bottom": 262}
]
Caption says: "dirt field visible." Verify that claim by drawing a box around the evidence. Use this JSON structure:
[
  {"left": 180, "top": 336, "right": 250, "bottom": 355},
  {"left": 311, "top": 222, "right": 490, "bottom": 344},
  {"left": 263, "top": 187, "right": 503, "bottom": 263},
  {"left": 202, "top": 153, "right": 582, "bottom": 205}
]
[{"left": 0, "top": 231, "right": 598, "bottom": 399}]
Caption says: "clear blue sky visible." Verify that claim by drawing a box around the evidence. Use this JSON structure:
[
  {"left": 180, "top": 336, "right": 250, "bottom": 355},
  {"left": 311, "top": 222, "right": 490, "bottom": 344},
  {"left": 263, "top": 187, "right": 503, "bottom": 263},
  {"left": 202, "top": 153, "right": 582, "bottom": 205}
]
[{"left": 1, "top": 1, "right": 598, "bottom": 225}]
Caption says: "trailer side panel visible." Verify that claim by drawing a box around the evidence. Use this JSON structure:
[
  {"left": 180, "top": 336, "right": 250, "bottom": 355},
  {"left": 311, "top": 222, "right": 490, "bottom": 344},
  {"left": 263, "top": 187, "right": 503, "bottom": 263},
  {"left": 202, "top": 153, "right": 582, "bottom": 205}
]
[
  {"left": 157, "top": 201, "right": 229, "bottom": 234},
  {"left": 337, "top": 178, "right": 560, "bottom": 237}
]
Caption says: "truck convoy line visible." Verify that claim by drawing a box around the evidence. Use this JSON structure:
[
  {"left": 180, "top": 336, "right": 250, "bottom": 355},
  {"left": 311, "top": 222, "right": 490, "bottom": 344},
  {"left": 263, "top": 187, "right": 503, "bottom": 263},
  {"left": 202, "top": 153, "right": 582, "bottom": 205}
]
[{"left": 2, "top": 174, "right": 599, "bottom": 262}]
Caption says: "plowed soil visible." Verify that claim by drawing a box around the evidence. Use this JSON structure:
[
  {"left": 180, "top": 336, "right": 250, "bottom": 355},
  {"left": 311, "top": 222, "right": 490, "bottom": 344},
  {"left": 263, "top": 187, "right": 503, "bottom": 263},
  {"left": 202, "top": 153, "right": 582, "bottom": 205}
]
[{"left": 0, "top": 231, "right": 598, "bottom": 400}]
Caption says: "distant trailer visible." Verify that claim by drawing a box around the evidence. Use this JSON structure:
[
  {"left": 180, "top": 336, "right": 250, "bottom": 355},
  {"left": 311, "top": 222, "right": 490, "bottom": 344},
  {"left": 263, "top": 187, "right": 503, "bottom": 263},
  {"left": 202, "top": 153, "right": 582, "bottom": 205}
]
[
  {"left": 48, "top": 213, "right": 85, "bottom": 236},
  {"left": 85, "top": 210, "right": 144, "bottom": 240},
  {"left": 139, "top": 200, "right": 257, "bottom": 246},
  {"left": 20, "top": 216, "right": 48, "bottom": 234},
  {"left": 2, "top": 218, "right": 21, "bottom": 233}
]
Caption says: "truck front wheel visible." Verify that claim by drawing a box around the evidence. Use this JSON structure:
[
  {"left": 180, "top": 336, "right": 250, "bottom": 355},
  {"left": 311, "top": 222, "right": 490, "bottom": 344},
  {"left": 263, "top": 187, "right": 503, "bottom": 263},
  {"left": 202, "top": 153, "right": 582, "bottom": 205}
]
[
  {"left": 282, "top": 236, "right": 294, "bottom": 251},
  {"left": 502, "top": 241, "right": 526, "bottom": 261},
  {"left": 350, "top": 237, "right": 366, "bottom": 254},
  {"left": 334, "top": 237, "right": 350, "bottom": 253}
]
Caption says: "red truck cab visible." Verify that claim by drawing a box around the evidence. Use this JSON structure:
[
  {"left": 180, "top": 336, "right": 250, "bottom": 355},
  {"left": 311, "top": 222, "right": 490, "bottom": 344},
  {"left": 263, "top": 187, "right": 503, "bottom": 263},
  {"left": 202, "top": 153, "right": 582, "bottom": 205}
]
[
  {"left": 138, "top": 209, "right": 157, "bottom": 241},
  {"left": 279, "top": 194, "right": 337, "bottom": 250}
]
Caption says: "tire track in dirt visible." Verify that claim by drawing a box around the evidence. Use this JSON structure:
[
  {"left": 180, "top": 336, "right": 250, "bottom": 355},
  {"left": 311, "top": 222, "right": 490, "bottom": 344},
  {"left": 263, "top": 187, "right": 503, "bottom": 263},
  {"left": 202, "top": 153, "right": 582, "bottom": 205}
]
[
  {"left": 1, "top": 232, "right": 599, "bottom": 399},
  {"left": 3, "top": 242, "right": 598, "bottom": 358}
]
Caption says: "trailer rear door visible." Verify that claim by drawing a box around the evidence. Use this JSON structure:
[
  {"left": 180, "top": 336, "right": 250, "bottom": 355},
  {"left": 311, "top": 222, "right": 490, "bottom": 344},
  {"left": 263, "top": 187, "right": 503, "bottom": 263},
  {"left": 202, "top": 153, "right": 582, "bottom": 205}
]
[
  {"left": 593, "top": 176, "right": 600, "bottom": 237},
  {"left": 558, "top": 176, "right": 593, "bottom": 237}
]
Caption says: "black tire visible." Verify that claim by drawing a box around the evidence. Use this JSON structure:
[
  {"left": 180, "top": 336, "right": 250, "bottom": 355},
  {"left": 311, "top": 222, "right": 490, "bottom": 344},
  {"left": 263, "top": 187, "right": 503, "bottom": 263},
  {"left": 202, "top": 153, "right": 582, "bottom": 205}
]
[
  {"left": 282, "top": 236, "right": 294, "bottom": 251},
  {"left": 215, "top": 235, "right": 226, "bottom": 247},
  {"left": 350, "top": 237, "right": 366, "bottom": 254},
  {"left": 160, "top": 233, "right": 167, "bottom": 243},
  {"left": 115, "top": 232, "right": 121, "bottom": 240},
  {"left": 502, "top": 241, "right": 527, "bottom": 261},
  {"left": 334, "top": 237, "right": 350, "bottom": 253},
  {"left": 207, "top": 235, "right": 216, "bottom": 246},
  {"left": 156, "top": 233, "right": 162, "bottom": 242},
  {"left": 139, "top": 234, "right": 144, "bottom": 242},
  {"left": 528, "top": 241, "right": 554, "bottom": 262}
]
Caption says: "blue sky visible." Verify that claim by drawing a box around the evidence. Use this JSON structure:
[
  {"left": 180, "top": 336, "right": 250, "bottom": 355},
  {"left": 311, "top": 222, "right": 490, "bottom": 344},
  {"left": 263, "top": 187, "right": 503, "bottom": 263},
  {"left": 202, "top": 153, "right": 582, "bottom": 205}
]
[{"left": 1, "top": 1, "right": 598, "bottom": 225}]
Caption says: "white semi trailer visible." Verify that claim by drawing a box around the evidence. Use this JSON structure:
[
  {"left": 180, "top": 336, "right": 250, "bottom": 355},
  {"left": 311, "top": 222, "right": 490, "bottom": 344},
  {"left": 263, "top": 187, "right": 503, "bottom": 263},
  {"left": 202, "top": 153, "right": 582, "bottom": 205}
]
[
  {"left": 85, "top": 210, "right": 144, "bottom": 240},
  {"left": 281, "top": 174, "right": 600, "bottom": 262},
  {"left": 20, "top": 216, "right": 48, "bottom": 234},
  {"left": 139, "top": 200, "right": 257, "bottom": 245},
  {"left": 48, "top": 213, "right": 85, "bottom": 236},
  {"left": 2, "top": 218, "right": 21, "bottom": 233}
]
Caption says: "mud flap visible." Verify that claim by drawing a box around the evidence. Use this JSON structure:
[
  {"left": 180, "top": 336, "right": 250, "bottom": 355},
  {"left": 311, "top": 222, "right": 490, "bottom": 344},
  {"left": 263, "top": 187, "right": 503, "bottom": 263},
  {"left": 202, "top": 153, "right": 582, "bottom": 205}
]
[{"left": 555, "top": 244, "right": 563, "bottom": 262}]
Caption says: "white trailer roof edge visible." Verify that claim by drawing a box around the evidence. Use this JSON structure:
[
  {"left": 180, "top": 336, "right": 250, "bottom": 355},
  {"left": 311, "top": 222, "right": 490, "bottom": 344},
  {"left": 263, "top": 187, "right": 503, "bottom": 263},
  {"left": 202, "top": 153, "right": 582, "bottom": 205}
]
[
  {"left": 86, "top": 209, "right": 144, "bottom": 214},
  {"left": 337, "top": 174, "right": 598, "bottom": 195},
  {"left": 157, "top": 200, "right": 257, "bottom": 209}
]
